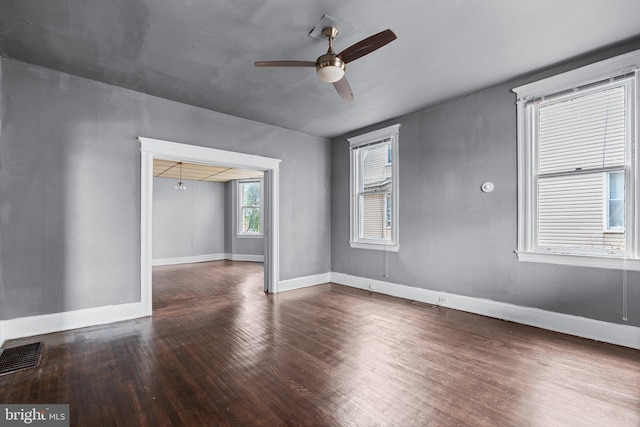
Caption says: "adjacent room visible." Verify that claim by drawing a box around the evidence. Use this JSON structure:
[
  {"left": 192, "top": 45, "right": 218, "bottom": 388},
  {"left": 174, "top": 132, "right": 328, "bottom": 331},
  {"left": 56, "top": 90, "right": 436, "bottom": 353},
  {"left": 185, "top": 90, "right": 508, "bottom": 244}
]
[
  {"left": 152, "top": 159, "right": 267, "bottom": 311},
  {"left": 0, "top": 1, "right": 639, "bottom": 425}
]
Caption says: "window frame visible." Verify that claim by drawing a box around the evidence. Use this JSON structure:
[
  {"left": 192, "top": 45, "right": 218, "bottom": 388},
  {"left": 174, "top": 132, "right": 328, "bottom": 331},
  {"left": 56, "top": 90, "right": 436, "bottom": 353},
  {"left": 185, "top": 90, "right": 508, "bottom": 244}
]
[
  {"left": 348, "top": 124, "right": 400, "bottom": 252},
  {"left": 237, "top": 179, "right": 263, "bottom": 237},
  {"left": 513, "top": 49, "right": 640, "bottom": 270},
  {"left": 533, "top": 80, "right": 630, "bottom": 256}
]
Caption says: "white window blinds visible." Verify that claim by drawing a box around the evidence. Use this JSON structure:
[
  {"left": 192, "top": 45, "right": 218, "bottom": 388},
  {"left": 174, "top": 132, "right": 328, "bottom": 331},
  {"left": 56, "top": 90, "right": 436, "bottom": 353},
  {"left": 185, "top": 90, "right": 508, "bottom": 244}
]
[
  {"left": 535, "top": 82, "right": 628, "bottom": 252},
  {"left": 538, "top": 86, "right": 626, "bottom": 175}
]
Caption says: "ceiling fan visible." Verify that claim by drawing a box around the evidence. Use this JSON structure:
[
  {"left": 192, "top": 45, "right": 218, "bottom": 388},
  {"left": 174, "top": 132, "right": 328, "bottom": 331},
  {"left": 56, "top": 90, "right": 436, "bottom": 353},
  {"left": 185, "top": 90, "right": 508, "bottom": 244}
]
[{"left": 255, "top": 26, "right": 397, "bottom": 102}]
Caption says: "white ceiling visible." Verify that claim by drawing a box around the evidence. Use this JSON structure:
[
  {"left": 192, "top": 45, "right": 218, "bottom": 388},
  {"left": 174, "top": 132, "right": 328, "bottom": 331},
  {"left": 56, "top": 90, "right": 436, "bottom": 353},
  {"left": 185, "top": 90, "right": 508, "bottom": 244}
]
[{"left": 1, "top": 0, "right": 639, "bottom": 138}]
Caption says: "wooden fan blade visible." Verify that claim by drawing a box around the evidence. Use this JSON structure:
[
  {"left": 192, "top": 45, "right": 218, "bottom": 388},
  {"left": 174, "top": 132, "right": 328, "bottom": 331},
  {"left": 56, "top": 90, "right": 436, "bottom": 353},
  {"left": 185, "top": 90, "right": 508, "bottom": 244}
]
[
  {"left": 338, "top": 29, "right": 397, "bottom": 64},
  {"left": 254, "top": 61, "right": 316, "bottom": 67},
  {"left": 333, "top": 76, "right": 354, "bottom": 102}
]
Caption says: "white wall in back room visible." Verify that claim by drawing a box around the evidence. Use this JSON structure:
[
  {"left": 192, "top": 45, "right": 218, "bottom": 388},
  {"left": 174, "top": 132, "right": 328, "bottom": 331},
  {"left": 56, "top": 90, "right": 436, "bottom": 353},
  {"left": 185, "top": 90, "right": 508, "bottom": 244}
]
[{"left": 152, "top": 177, "right": 226, "bottom": 261}]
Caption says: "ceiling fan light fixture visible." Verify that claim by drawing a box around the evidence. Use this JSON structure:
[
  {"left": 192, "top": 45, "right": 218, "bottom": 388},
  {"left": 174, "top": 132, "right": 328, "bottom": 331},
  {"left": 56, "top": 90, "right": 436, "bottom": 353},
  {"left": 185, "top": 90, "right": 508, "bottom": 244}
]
[
  {"left": 317, "top": 65, "right": 344, "bottom": 83},
  {"left": 316, "top": 55, "right": 345, "bottom": 83}
]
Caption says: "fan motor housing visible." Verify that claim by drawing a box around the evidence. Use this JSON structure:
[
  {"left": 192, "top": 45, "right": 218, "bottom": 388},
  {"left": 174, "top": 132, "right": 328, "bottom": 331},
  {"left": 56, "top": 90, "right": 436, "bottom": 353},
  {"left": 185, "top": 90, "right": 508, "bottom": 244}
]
[{"left": 316, "top": 54, "right": 345, "bottom": 72}]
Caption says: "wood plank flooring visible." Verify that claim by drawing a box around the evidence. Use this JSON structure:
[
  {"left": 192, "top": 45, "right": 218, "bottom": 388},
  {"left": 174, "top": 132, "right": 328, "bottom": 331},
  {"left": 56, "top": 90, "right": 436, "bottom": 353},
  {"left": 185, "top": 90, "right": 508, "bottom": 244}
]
[{"left": 1, "top": 260, "right": 639, "bottom": 426}]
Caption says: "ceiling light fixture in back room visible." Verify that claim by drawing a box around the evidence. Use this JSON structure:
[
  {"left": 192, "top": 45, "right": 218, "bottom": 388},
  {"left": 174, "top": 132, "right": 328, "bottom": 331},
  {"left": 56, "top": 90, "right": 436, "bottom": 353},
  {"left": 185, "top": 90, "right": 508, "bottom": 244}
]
[{"left": 174, "top": 162, "right": 187, "bottom": 191}]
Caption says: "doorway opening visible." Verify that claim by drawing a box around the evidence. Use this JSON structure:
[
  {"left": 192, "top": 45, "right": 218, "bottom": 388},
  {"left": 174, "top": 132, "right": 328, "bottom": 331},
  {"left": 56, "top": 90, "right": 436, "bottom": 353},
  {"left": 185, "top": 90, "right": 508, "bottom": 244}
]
[{"left": 139, "top": 137, "right": 281, "bottom": 316}]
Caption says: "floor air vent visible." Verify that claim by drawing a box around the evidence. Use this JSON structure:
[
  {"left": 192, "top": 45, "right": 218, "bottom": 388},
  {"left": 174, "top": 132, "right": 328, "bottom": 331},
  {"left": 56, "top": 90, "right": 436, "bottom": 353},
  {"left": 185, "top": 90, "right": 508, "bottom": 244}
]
[{"left": 0, "top": 342, "right": 43, "bottom": 375}]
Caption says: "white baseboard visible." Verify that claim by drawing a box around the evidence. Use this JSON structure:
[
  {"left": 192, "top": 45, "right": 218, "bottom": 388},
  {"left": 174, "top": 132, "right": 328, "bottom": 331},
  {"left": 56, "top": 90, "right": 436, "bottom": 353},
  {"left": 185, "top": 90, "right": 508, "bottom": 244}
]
[
  {"left": 152, "top": 253, "right": 227, "bottom": 266},
  {"left": 330, "top": 272, "right": 640, "bottom": 350},
  {"left": 4, "top": 271, "right": 635, "bottom": 351},
  {"left": 228, "top": 254, "right": 264, "bottom": 262},
  {"left": 279, "top": 272, "right": 331, "bottom": 292},
  {"left": 152, "top": 253, "right": 264, "bottom": 266},
  {"left": 0, "top": 302, "right": 147, "bottom": 347}
]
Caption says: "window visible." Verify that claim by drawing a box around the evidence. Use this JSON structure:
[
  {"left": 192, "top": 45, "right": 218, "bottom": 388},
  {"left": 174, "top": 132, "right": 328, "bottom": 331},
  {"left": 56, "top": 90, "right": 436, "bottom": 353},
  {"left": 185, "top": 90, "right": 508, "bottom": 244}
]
[
  {"left": 238, "top": 179, "right": 262, "bottom": 236},
  {"left": 513, "top": 49, "right": 640, "bottom": 270},
  {"left": 348, "top": 124, "right": 400, "bottom": 251}
]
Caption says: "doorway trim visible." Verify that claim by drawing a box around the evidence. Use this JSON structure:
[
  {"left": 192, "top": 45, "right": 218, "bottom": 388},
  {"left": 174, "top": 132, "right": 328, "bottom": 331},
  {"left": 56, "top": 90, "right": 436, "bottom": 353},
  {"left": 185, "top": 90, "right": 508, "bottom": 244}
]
[{"left": 138, "top": 137, "right": 281, "bottom": 315}]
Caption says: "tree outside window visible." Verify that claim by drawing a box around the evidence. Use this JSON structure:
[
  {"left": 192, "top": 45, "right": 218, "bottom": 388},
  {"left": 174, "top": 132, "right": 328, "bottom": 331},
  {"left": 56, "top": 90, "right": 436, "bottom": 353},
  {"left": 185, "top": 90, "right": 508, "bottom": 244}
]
[{"left": 239, "top": 180, "right": 261, "bottom": 235}]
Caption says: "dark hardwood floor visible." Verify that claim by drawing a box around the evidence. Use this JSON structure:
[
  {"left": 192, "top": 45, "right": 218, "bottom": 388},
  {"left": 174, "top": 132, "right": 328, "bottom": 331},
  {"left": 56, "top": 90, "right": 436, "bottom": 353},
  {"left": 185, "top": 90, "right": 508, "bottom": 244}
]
[{"left": 1, "top": 260, "right": 639, "bottom": 426}]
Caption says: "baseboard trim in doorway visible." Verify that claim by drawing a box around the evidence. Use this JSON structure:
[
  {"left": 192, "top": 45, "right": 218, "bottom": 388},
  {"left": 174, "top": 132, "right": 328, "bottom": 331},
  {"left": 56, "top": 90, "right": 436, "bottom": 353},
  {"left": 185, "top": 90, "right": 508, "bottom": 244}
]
[
  {"left": 152, "top": 253, "right": 264, "bottom": 266},
  {"left": 330, "top": 272, "right": 640, "bottom": 350},
  {"left": 152, "top": 253, "right": 227, "bottom": 266},
  {"left": 0, "top": 302, "right": 147, "bottom": 347},
  {"left": 228, "top": 254, "right": 264, "bottom": 262},
  {"left": 279, "top": 272, "right": 332, "bottom": 292}
]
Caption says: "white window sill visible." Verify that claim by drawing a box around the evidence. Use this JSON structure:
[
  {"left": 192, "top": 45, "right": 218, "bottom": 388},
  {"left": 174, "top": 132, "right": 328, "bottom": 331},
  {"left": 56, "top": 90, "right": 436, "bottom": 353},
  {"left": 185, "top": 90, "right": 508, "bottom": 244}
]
[
  {"left": 515, "top": 251, "right": 640, "bottom": 271},
  {"left": 349, "top": 241, "right": 399, "bottom": 252},
  {"left": 237, "top": 234, "right": 263, "bottom": 239}
]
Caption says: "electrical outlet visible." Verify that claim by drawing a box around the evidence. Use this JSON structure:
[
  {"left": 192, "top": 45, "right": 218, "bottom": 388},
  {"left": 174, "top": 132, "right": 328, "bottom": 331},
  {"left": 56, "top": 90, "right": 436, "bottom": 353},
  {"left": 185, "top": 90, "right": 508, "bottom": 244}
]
[{"left": 438, "top": 296, "right": 448, "bottom": 305}]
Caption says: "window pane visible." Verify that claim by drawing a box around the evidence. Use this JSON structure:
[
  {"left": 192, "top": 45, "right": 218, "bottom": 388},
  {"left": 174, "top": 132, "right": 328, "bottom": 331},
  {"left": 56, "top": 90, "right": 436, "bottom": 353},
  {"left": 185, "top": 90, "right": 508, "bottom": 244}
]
[
  {"left": 538, "top": 86, "right": 626, "bottom": 175},
  {"left": 242, "top": 207, "right": 260, "bottom": 233},
  {"left": 538, "top": 172, "right": 624, "bottom": 251},
  {"left": 608, "top": 171, "right": 624, "bottom": 230},
  {"left": 239, "top": 180, "right": 261, "bottom": 235},
  {"left": 608, "top": 200, "right": 624, "bottom": 229},
  {"left": 357, "top": 141, "right": 393, "bottom": 242},
  {"left": 609, "top": 171, "right": 624, "bottom": 199},
  {"left": 361, "top": 143, "right": 392, "bottom": 189},
  {"left": 385, "top": 193, "right": 391, "bottom": 228},
  {"left": 360, "top": 193, "right": 389, "bottom": 240},
  {"left": 242, "top": 182, "right": 260, "bottom": 206}
]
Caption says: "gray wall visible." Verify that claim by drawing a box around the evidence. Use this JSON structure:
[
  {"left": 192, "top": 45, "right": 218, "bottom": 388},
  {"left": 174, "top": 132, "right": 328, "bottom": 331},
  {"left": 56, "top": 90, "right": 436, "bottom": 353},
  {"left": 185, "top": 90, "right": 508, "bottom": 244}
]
[
  {"left": 0, "top": 57, "right": 331, "bottom": 320},
  {"left": 331, "top": 43, "right": 640, "bottom": 328},
  {"left": 152, "top": 177, "right": 225, "bottom": 260}
]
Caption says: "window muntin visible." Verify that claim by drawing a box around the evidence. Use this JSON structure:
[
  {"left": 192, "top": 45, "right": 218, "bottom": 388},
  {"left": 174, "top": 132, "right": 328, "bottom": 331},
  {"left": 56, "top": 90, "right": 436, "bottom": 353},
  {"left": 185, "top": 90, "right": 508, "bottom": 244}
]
[
  {"left": 238, "top": 179, "right": 262, "bottom": 236},
  {"left": 348, "top": 124, "right": 400, "bottom": 251}
]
